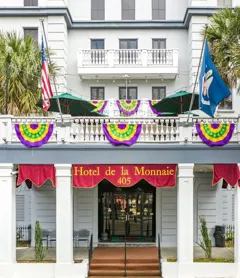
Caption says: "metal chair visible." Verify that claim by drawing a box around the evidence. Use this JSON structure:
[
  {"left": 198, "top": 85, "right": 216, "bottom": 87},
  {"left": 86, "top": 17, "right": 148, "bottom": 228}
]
[
  {"left": 41, "top": 229, "right": 49, "bottom": 248},
  {"left": 73, "top": 230, "right": 78, "bottom": 248},
  {"left": 77, "top": 229, "right": 90, "bottom": 247},
  {"left": 49, "top": 229, "right": 56, "bottom": 248}
]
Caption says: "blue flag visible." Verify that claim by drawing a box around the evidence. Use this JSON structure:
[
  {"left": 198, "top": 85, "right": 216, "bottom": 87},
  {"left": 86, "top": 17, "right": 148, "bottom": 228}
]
[{"left": 199, "top": 40, "right": 231, "bottom": 117}]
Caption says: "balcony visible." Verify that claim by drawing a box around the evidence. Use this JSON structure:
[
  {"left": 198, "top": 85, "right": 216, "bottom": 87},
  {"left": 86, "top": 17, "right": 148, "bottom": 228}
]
[
  {"left": 77, "top": 49, "right": 179, "bottom": 79},
  {"left": 0, "top": 115, "right": 238, "bottom": 145}
]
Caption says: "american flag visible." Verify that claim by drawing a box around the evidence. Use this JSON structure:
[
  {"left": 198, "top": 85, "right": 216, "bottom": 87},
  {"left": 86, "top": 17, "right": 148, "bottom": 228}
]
[{"left": 41, "top": 37, "right": 53, "bottom": 111}]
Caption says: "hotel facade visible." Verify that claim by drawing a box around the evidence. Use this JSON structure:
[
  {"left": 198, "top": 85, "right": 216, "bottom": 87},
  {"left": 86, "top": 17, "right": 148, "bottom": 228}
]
[{"left": 0, "top": 0, "right": 240, "bottom": 277}]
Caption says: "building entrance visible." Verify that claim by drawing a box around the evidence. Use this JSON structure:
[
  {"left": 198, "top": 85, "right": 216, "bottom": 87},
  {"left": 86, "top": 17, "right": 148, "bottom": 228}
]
[{"left": 98, "top": 180, "right": 156, "bottom": 242}]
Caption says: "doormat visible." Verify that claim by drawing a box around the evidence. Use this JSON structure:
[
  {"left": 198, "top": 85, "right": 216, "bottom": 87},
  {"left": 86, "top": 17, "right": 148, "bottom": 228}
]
[{"left": 111, "top": 237, "right": 145, "bottom": 242}]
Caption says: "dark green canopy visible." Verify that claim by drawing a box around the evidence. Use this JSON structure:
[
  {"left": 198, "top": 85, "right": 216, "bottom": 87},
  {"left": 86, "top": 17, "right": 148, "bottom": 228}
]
[
  {"left": 157, "top": 111, "right": 199, "bottom": 117},
  {"left": 153, "top": 91, "right": 199, "bottom": 114},
  {"left": 36, "top": 93, "right": 106, "bottom": 116}
]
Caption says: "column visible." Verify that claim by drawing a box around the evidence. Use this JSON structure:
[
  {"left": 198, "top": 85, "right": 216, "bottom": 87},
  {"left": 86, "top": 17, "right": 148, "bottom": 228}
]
[
  {"left": 55, "top": 164, "right": 73, "bottom": 263},
  {"left": 177, "top": 164, "right": 194, "bottom": 277},
  {"left": 0, "top": 164, "right": 16, "bottom": 263},
  {"left": 235, "top": 183, "right": 240, "bottom": 277}
]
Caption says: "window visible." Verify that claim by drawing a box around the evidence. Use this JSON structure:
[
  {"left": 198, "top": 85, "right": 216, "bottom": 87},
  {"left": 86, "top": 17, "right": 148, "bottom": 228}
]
[
  {"left": 24, "top": 28, "right": 38, "bottom": 43},
  {"left": 91, "top": 39, "right": 105, "bottom": 64},
  {"left": 152, "top": 87, "right": 166, "bottom": 99},
  {"left": 152, "top": 39, "right": 166, "bottom": 64},
  {"left": 119, "top": 87, "right": 138, "bottom": 99},
  {"left": 152, "top": 0, "right": 166, "bottom": 20},
  {"left": 218, "top": 94, "right": 232, "bottom": 110},
  {"left": 91, "top": 87, "right": 105, "bottom": 100},
  {"left": 91, "top": 0, "right": 105, "bottom": 20},
  {"left": 119, "top": 39, "right": 138, "bottom": 49},
  {"left": 119, "top": 39, "right": 138, "bottom": 64},
  {"left": 24, "top": 0, "right": 38, "bottom": 6},
  {"left": 91, "top": 39, "right": 105, "bottom": 50},
  {"left": 152, "top": 39, "right": 166, "bottom": 49},
  {"left": 122, "top": 0, "right": 135, "bottom": 20},
  {"left": 217, "top": 0, "right": 232, "bottom": 7}
]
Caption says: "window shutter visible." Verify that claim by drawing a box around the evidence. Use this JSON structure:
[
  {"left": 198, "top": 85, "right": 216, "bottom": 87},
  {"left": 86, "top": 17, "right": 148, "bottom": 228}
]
[{"left": 16, "top": 196, "right": 25, "bottom": 222}]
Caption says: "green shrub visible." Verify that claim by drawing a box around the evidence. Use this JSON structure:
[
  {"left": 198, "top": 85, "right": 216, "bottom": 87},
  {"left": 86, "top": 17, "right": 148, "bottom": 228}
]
[
  {"left": 197, "top": 216, "right": 212, "bottom": 260},
  {"left": 34, "top": 221, "right": 46, "bottom": 262}
]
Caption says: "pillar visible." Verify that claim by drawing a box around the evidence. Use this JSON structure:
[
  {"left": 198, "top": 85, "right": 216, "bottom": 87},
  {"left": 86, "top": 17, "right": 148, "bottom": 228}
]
[
  {"left": 55, "top": 164, "right": 73, "bottom": 263},
  {"left": 177, "top": 164, "right": 194, "bottom": 277},
  {"left": 235, "top": 183, "right": 240, "bottom": 277},
  {"left": 0, "top": 164, "right": 16, "bottom": 263}
]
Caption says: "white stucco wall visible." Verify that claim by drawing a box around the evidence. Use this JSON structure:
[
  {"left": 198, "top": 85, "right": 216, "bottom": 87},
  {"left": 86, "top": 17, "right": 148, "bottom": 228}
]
[{"left": 67, "top": 29, "right": 189, "bottom": 99}]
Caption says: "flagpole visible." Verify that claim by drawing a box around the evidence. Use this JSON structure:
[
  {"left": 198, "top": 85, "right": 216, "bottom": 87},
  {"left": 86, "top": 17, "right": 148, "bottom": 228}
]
[
  {"left": 187, "top": 24, "right": 208, "bottom": 124},
  {"left": 39, "top": 19, "right": 63, "bottom": 125}
]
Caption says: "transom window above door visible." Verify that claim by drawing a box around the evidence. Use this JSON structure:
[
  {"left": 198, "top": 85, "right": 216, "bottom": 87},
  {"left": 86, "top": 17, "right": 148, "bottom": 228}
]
[
  {"left": 119, "top": 87, "right": 138, "bottom": 99},
  {"left": 152, "top": 87, "right": 166, "bottom": 99},
  {"left": 91, "top": 87, "right": 105, "bottom": 100},
  {"left": 119, "top": 39, "right": 138, "bottom": 49}
]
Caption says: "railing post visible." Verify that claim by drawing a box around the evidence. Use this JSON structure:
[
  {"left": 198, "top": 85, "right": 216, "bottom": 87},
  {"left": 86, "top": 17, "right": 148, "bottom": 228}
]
[
  {"left": 0, "top": 115, "right": 13, "bottom": 144},
  {"left": 141, "top": 50, "right": 148, "bottom": 67},
  {"left": 56, "top": 115, "right": 72, "bottom": 144},
  {"left": 107, "top": 50, "right": 114, "bottom": 67},
  {"left": 178, "top": 115, "right": 193, "bottom": 144}
]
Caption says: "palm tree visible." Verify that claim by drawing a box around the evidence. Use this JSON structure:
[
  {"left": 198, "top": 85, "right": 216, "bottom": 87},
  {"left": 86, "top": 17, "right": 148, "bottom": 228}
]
[
  {"left": 206, "top": 7, "right": 240, "bottom": 90},
  {"left": 0, "top": 31, "right": 58, "bottom": 116}
]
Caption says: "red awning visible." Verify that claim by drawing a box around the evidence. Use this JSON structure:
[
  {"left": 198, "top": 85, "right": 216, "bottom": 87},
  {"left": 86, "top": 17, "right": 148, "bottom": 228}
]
[
  {"left": 213, "top": 164, "right": 240, "bottom": 188},
  {"left": 17, "top": 165, "right": 56, "bottom": 187},
  {"left": 72, "top": 164, "right": 176, "bottom": 188}
]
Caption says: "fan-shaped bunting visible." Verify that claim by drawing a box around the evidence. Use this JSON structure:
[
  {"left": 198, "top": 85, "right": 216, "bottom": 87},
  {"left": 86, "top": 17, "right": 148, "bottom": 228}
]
[
  {"left": 149, "top": 100, "right": 161, "bottom": 114},
  {"left": 15, "top": 124, "right": 54, "bottom": 148},
  {"left": 103, "top": 123, "right": 142, "bottom": 146},
  {"left": 196, "top": 123, "right": 235, "bottom": 146},
  {"left": 90, "top": 100, "right": 108, "bottom": 113},
  {"left": 116, "top": 100, "right": 141, "bottom": 115}
]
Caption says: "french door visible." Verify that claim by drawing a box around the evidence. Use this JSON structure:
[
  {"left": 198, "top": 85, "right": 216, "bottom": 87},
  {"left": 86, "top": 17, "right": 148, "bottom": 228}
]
[{"left": 100, "top": 187, "right": 155, "bottom": 241}]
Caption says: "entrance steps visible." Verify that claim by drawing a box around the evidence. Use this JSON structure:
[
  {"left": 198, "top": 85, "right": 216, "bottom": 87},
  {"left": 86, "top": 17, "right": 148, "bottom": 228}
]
[{"left": 88, "top": 247, "right": 161, "bottom": 277}]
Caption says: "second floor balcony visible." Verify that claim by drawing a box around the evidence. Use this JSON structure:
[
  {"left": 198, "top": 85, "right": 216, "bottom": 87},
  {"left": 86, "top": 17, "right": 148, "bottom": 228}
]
[
  {"left": 0, "top": 115, "right": 238, "bottom": 146},
  {"left": 77, "top": 49, "right": 179, "bottom": 79}
]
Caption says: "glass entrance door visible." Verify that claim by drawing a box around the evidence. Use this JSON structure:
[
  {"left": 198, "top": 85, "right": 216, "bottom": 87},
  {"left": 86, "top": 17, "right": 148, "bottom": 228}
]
[{"left": 99, "top": 182, "right": 155, "bottom": 242}]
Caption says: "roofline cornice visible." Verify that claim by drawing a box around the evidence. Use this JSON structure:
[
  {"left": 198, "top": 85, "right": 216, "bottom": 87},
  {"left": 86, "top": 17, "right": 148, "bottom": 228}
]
[{"left": 0, "top": 6, "right": 218, "bottom": 29}]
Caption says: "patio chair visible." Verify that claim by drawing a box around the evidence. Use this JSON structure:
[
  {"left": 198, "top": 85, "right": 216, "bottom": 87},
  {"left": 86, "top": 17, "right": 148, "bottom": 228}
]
[
  {"left": 49, "top": 229, "right": 56, "bottom": 248},
  {"left": 73, "top": 230, "right": 78, "bottom": 248},
  {"left": 77, "top": 229, "right": 90, "bottom": 248},
  {"left": 41, "top": 229, "right": 49, "bottom": 248}
]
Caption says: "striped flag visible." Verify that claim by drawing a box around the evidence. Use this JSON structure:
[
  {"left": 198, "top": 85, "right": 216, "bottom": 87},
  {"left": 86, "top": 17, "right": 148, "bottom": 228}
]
[{"left": 41, "top": 37, "right": 53, "bottom": 111}]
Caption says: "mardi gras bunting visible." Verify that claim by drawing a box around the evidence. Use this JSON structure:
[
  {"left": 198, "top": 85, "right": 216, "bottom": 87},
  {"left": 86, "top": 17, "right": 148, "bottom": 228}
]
[
  {"left": 196, "top": 123, "right": 235, "bottom": 147},
  {"left": 103, "top": 123, "right": 142, "bottom": 146},
  {"left": 90, "top": 100, "right": 108, "bottom": 113},
  {"left": 116, "top": 100, "right": 141, "bottom": 115},
  {"left": 15, "top": 123, "right": 54, "bottom": 148},
  {"left": 149, "top": 100, "right": 161, "bottom": 115}
]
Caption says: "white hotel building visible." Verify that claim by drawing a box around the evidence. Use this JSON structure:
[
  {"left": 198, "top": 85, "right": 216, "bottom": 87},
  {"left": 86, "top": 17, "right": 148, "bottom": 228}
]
[{"left": 1, "top": 0, "right": 240, "bottom": 278}]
